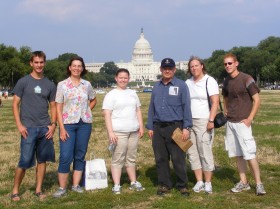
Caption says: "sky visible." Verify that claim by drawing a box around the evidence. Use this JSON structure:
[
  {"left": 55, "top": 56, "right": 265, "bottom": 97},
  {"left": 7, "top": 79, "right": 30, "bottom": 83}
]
[{"left": 1, "top": 0, "right": 280, "bottom": 63}]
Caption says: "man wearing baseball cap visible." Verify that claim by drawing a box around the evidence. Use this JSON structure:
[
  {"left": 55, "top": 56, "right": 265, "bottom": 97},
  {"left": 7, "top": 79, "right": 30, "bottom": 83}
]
[{"left": 146, "top": 58, "right": 192, "bottom": 196}]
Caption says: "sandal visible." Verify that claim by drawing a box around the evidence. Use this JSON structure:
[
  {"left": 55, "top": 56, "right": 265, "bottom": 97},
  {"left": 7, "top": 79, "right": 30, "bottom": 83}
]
[
  {"left": 35, "top": 192, "right": 46, "bottom": 200},
  {"left": 11, "top": 193, "right": 20, "bottom": 201}
]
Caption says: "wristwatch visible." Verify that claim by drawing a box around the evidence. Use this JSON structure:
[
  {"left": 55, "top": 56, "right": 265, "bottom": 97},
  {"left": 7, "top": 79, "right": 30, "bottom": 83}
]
[
  {"left": 208, "top": 120, "right": 214, "bottom": 123},
  {"left": 51, "top": 122, "right": 57, "bottom": 127}
]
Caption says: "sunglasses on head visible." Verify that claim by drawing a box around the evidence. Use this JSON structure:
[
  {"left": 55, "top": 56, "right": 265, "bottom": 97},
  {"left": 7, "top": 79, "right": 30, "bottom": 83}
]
[{"left": 224, "top": 62, "right": 233, "bottom": 66}]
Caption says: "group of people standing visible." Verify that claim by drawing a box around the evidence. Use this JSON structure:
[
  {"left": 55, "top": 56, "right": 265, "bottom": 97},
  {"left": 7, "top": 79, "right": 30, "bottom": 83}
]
[
  {"left": 11, "top": 51, "right": 98, "bottom": 200},
  {"left": 10, "top": 50, "right": 266, "bottom": 201},
  {"left": 146, "top": 54, "right": 266, "bottom": 197}
]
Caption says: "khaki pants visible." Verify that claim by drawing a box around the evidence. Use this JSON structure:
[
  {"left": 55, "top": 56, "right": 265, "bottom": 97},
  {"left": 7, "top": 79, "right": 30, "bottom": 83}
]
[
  {"left": 111, "top": 131, "right": 139, "bottom": 169},
  {"left": 188, "top": 118, "right": 215, "bottom": 171}
]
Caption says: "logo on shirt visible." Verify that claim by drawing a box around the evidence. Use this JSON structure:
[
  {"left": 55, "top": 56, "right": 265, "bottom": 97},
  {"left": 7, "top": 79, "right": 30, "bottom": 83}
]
[
  {"left": 34, "top": 86, "right": 41, "bottom": 94},
  {"left": 169, "top": 86, "right": 179, "bottom": 95}
]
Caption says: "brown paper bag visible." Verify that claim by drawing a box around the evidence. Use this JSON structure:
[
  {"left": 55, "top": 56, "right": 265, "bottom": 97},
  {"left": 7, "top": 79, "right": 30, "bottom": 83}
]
[{"left": 171, "top": 128, "right": 193, "bottom": 152}]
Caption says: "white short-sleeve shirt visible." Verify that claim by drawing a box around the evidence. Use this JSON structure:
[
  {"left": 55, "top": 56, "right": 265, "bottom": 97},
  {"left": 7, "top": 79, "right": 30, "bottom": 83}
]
[
  {"left": 102, "top": 88, "right": 141, "bottom": 132},
  {"left": 186, "top": 74, "right": 219, "bottom": 118}
]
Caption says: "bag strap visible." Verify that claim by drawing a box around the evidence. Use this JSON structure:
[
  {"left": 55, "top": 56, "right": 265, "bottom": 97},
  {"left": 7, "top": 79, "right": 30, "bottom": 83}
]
[{"left": 206, "top": 77, "right": 223, "bottom": 111}]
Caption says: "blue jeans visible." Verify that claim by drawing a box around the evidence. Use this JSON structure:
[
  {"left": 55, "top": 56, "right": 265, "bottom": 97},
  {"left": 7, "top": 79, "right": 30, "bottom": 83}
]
[
  {"left": 18, "top": 127, "right": 55, "bottom": 169},
  {"left": 58, "top": 120, "right": 92, "bottom": 173}
]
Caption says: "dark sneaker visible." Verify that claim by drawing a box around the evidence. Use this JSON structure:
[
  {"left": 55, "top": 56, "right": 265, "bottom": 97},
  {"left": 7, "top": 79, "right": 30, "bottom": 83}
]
[
  {"left": 231, "top": 182, "right": 251, "bottom": 193},
  {"left": 256, "top": 184, "right": 266, "bottom": 196},
  {"left": 179, "top": 187, "right": 190, "bottom": 196},
  {"left": 157, "top": 186, "right": 171, "bottom": 196}
]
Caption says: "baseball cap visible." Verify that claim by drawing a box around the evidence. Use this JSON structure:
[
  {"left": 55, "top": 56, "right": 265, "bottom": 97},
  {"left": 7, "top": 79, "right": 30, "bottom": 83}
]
[{"left": 161, "top": 58, "right": 175, "bottom": 68}]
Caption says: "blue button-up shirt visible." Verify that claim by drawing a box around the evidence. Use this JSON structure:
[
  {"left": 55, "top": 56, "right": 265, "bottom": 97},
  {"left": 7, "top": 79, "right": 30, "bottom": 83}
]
[{"left": 146, "top": 77, "right": 192, "bottom": 130}]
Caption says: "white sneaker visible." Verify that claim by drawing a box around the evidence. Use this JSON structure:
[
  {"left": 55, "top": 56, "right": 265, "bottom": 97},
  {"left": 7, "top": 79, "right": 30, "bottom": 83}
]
[
  {"left": 256, "top": 184, "right": 266, "bottom": 195},
  {"left": 231, "top": 182, "right": 251, "bottom": 193},
  {"left": 112, "top": 184, "right": 121, "bottom": 194},
  {"left": 71, "top": 185, "right": 83, "bottom": 193},
  {"left": 204, "top": 182, "right": 213, "bottom": 194},
  {"left": 53, "top": 187, "right": 67, "bottom": 198},
  {"left": 193, "top": 181, "right": 204, "bottom": 193},
  {"left": 129, "top": 181, "right": 145, "bottom": 191}
]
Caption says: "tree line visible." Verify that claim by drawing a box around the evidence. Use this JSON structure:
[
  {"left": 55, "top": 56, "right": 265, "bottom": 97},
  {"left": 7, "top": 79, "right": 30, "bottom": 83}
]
[{"left": 0, "top": 36, "right": 279, "bottom": 89}]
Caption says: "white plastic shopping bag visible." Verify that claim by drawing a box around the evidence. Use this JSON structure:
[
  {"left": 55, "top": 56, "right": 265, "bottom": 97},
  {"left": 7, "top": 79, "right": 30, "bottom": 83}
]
[{"left": 84, "top": 156, "right": 108, "bottom": 190}]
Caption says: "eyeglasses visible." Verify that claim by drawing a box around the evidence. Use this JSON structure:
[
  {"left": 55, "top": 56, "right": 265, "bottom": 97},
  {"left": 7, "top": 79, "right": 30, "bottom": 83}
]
[{"left": 224, "top": 62, "right": 233, "bottom": 66}]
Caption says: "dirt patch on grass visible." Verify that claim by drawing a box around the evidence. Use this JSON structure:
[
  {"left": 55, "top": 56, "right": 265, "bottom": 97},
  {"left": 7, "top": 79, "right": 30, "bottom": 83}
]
[{"left": 257, "top": 146, "right": 280, "bottom": 165}]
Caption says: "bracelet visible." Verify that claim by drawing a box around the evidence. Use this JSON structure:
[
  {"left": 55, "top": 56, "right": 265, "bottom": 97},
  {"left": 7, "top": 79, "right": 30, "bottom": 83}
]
[
  {"left": 208, "top": 120, "right": 214, "bottom": 123},
  {"left": 51, "top": 122, "right": 57, "bottom": 127}
]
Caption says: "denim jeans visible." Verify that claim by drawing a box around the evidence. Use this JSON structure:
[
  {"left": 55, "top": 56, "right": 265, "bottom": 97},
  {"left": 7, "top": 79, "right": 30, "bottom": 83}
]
[
  {"left": 58, "top": 120, "right": 92, "bottom": 173},
  {"left": 18, "top": 127, "right": 55, "bottom": 169}
]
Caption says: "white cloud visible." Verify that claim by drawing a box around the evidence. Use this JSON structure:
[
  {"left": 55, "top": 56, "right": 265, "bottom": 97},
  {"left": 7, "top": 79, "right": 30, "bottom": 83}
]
[{"left": 17, "top": 0, "right": 83, "bottom": 21}]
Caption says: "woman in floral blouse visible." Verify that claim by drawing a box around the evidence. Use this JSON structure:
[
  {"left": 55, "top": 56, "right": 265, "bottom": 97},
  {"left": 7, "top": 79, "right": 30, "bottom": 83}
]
[{"left": 53, "top": 56, "right": 97, "bottom": 198}]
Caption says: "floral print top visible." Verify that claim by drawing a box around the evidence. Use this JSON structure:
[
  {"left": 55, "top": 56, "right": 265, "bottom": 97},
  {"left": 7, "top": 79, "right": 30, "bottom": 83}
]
[{"left": 55, "top": 77, "right": 96, "bottom": 124}]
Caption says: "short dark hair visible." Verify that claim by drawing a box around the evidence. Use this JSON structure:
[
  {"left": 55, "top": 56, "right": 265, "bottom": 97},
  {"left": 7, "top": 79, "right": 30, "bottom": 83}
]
[
  {"left": 66, "top": 56, "right": 87, "bottom": 76},
  {"left": 115, "top": 68, "right": 130, "bottom": 76},
  {"left": 30, "top": 51, "right": 46, "bottom": 62},
  {"left": 187, "top": 56, "right": 207, "bottom": 75}
]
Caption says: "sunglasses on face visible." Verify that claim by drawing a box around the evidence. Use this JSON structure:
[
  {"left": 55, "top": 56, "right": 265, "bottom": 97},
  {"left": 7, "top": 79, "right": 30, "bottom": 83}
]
[{"left": 224, "top": 62, "right": 233, "bottom": 66}]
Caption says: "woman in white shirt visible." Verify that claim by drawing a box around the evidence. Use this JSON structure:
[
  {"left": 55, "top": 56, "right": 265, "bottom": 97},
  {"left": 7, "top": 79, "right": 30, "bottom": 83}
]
[
  {"left": 102, "top": 68, "right": 144, "bottom": 194},
  {"left": 186, "top": 56, "right": 219, "bottom": 194}
]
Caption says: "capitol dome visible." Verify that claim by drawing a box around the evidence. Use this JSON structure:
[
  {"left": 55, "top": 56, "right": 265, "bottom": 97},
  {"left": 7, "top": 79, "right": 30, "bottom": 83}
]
[{"left": 132, "top": 29, "right": 153, "bottom": 63}]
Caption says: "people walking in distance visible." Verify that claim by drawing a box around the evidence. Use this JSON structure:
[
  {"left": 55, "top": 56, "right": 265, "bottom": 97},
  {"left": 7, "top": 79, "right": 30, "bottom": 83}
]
[
  {"left": 11, "top": 51, "right": 57, "bottom": 201},
  {"left": 146, "top": 58, "right": 192, "bottom": 196},
  {"left": 186, "top": 56, "right": 219, "bottom": 194},
  {"left": 222, "top": 53, "right": 266, "bottom": 196}
]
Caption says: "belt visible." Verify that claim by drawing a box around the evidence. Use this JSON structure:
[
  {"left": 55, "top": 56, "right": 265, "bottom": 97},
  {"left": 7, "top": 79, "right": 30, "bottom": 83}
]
[{"left": 154, "top": 121, "right": 182, "bottom": 127}]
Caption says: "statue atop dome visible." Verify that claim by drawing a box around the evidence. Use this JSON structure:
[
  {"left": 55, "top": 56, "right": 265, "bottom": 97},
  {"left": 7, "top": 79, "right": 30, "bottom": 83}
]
[{"left": 132, "top": 28, "right": 153, "bottom": 62}]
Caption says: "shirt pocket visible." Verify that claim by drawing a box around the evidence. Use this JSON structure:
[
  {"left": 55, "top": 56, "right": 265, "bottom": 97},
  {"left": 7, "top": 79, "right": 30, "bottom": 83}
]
[{"left": 166, "top": 94, "right": 181, "bottom": 106}]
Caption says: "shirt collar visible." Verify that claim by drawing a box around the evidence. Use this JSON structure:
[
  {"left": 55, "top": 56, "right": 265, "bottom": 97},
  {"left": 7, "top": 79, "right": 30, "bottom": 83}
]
[
  {"left": 190, "top": 74, "right": 209, "bottom": 82},
  {"left": 159, "top": 76, "right": 177, "bottom": 86},
  {"left": 66, "top": 77, "right": 86, "bottom": 86}
]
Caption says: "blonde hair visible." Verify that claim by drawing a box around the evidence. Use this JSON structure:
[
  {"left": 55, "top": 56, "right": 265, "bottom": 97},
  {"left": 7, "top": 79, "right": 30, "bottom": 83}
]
[
  {"left": 187, "top": 56, "right": 207, "bottom": 75},
  {"left": 223, "top": 53, "right": 238, "bottom": 62}
]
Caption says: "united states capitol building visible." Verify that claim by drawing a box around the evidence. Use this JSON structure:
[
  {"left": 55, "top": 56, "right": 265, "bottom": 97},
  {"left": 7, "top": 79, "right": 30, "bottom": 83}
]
[{"left": 85, "top": 29, "right": 188, "bottom": 82}]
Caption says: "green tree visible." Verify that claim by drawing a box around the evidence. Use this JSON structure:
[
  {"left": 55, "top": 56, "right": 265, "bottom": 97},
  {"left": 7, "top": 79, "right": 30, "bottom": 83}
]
[
  {"left": 205, "top": 50, "right": 227, "bottom": 83},
  {"left": 45, "top": 53, "right": 78, "bottom": 84},
  {"left": 258, "top": 36, "right": 280, "bottom": 57},
  {"left": 242, "top": 49, "right": 269, "bottom": 86},
  {"left": 45, "top": 60, "right": 67, "bottom": 84},
  {"left": 0, "top": 44, "right": 30, "bottom": 88},
  {"left": 57, "top": 53, "right": 79, "bottom": 62},
  {"left": 100, "top": 61, "right": 119, "bottom": 75},
  {"left": 175, "top": 69, "right": 187, "bottom": 80}
]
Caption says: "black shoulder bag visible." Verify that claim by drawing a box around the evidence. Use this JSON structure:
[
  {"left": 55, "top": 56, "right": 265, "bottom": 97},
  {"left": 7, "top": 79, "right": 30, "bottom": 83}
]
[{"left": 206, "top": 77, "right": 227, "bottom": 128}]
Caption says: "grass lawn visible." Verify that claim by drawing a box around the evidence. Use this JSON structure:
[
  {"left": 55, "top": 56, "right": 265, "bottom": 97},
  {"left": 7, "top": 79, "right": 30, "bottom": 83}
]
[{"left": 0, "top": 90, "right": 279, "bottom": 209}]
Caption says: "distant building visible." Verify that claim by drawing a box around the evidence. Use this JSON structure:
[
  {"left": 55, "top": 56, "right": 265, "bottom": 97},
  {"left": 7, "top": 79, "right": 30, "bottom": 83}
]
[{"left": 85, "top": 29, "right": 188, "bottom": 81}]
